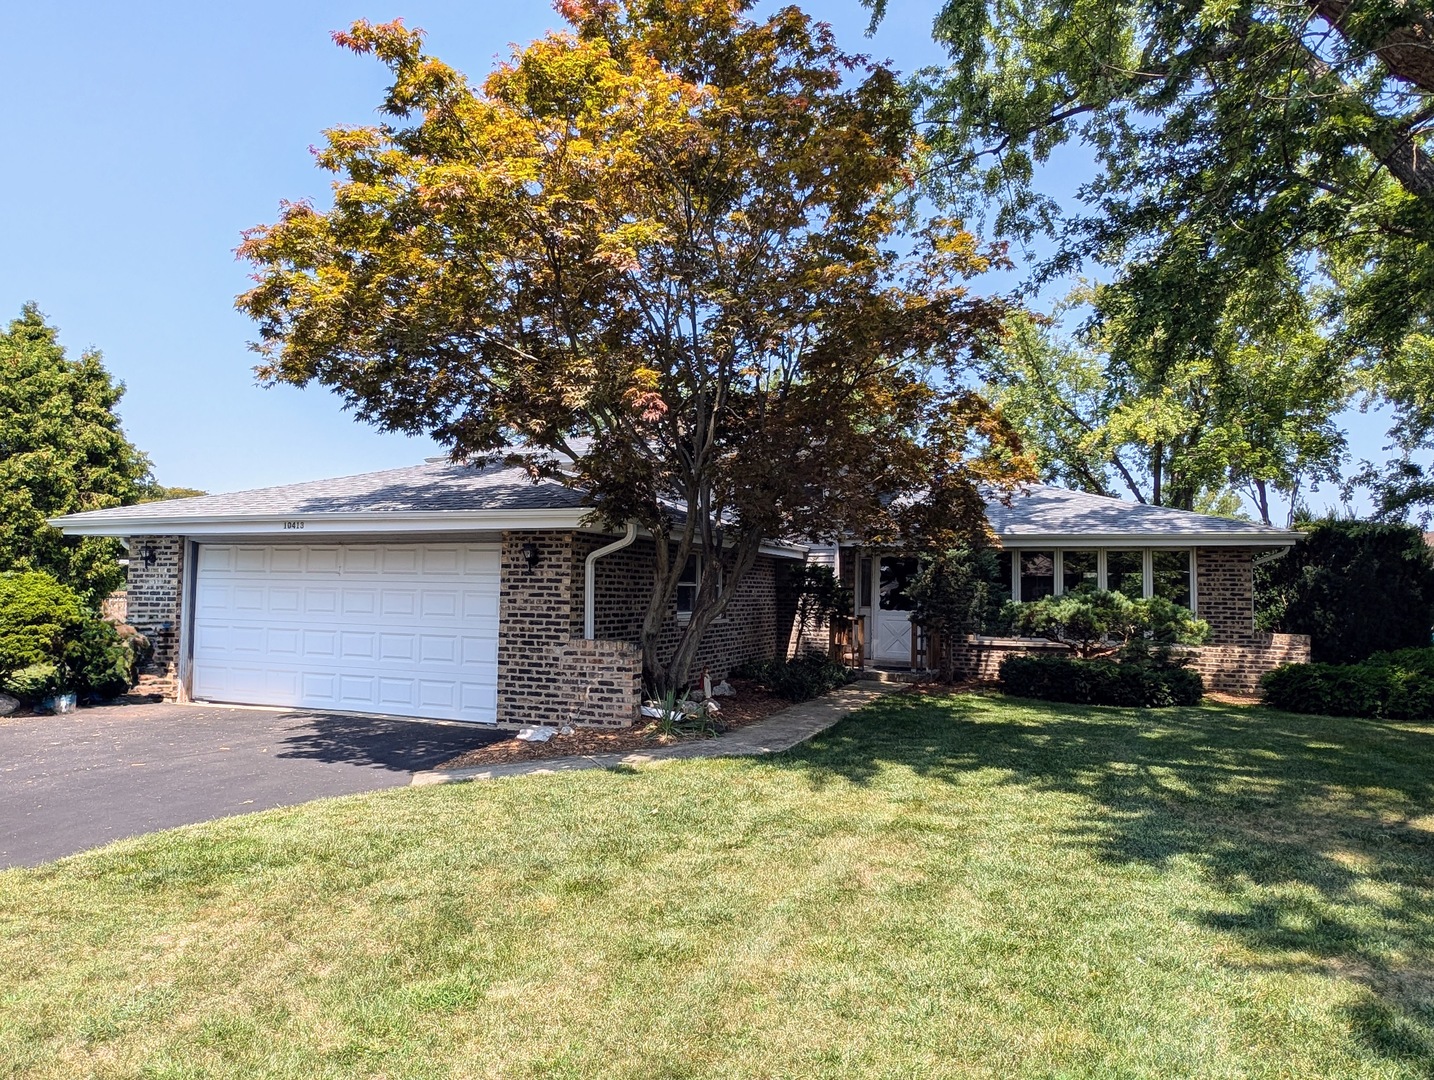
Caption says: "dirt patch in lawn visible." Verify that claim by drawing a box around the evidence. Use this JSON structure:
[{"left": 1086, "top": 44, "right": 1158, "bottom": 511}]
[
  {"left": 1203, "top": 690, "right": 1263, "bottom": 706},
  {"left": 434, "top": 678, "right": 792, "bottom": 769}
]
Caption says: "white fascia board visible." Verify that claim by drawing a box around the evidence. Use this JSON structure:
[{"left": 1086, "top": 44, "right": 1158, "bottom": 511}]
[
  {"left": 759, "top": 541, "right": 810, "bottom": 559},
  {"left": 992, "top": 531, "right": 1302, "bottom": 547},
  {"left": 47, "top": 508, "right": 592, "bottom": 538}
]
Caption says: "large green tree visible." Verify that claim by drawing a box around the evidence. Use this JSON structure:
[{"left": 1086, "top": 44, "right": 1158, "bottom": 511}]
[
  {"left": 0, "top": 305, "right": 151, "bottom": 601},
  {"left": 877, "top": 0, "right": 1434, "bottom": 517},
  {"left": 984, "top": 282, "right": 1348, "bottom": 523},
  {"left": 238, "top": 0, "right": 1031, "bottom": 693}
]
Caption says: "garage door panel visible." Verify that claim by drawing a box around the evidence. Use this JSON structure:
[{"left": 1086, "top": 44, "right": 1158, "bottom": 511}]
[
  {"left": 380, "top": 590, "right": 416, "bottom": 617},
  {"left": 420, "top": 591, "right": 458, "bottom": 618},
  {"left": 269, "top": 587, "right": 301, "bottom": 612},
  {"left": 340, "top": 631, "right": 375, "bottom": 660},
  {"left": 234, "top": 547, "right": 266, "bottom": 572},
  {"left": 199, "top": 546, "right": 234, "bottom": 572},
  {"left": 342, "top": 589, "right": 377, "bottom": 616},
  {"left": 461, "top": 636, "right": 498, "bottom": 665},
  {"left": 192, "top": 542, "right": 500, "bottom": 723},
  {"left": 382, "top": 547, "right": 420, "bottom": 574},
  {"left": 270, "top": 549, "right": 304, "bottom": 573},
  {"left": 343, "top": 546, "right": 380, "bottom": 573},
  {"left": 302, "top": 629, "right": 338, "bottom": 659},
  {"left": 306, "top": 547, "right": 341, "bottom": 573}
]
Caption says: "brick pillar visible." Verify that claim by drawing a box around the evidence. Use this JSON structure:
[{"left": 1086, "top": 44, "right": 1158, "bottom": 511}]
[
  {"left": 125, "top": 535, "right": 185, "bottom": 699},
  {"left": 497, "top": 530, "right": 577, "bottom": 727},
  {"left": 497, "top": 530, "right": 643, "bottom": 728},
  {"left": 1195, "top": 547, "right": 1261, "bottom": 645}
]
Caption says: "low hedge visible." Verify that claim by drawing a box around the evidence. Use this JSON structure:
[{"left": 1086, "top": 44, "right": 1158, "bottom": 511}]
[
  {"left": 730, "top": 652, "right": 854, "bottom": 702},
  {"left": 998, "top": 653, "right": 1204, "bottom": 708},
  {"left": 1260, "top": 647, "right": 1434, "bottom": 720}
]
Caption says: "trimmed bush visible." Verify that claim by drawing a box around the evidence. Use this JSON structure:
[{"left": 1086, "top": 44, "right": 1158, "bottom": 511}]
[
  {"left": 731, "top": 652, "right": 854, "bottom": 702},
  {"left": 1002, "top": 588, "right": 1209, "bottom": 658},
  {"left": 0, "top": 571, "right": 143, "bottom": 704},
  {"left": 1260, "top": 647, "right": 1434, "bottom": 720},
  {"left": 1256, "top": 518, "right": 1434, "bottom": 664},
  {"left": 999, "top": 654, "right": 1204, "bottom": 708}
]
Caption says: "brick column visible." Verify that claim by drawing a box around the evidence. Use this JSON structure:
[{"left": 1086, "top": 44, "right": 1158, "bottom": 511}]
[
  {"left": 125, "top": 535, "right": 185, "bottom": 699},
  {"left": 1195, "top": 547, "right": 1261, "bottom": 644}
]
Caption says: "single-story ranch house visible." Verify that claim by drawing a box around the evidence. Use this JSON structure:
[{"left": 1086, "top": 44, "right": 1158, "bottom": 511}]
[{"left": 51, "top": 459, "right": 1310, "bottom": 725}]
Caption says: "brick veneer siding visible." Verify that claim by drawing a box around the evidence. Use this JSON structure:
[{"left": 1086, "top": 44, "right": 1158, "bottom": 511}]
[
  {"left": 124, "top": 535, "right": 185, "bottom": 699},
  {"left": 572, "top": 534, "right": 801, "bottom": 683},
  {"left": 496, "top": 530, "right": 642, "bottom": 729},
  {"left": 946, "top": 633, "right": 1311, "bottom": 695},
  {"left": 1196, "top": 546, "right": 1264, "bottom": 644},
  {"left": 943, "top": 544, "right": 1313, "bottom": 694},
  {"left": 948, "top": 636, "right": 1072, "bottom": 681}
]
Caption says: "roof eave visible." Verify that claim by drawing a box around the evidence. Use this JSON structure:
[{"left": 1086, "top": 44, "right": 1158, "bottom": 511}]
[
  {"left": 47, "top": 507, "right": 593, "bottom": 538},
  {"left": 991, "top": 530, "right": 1303, "bottom": 547}
]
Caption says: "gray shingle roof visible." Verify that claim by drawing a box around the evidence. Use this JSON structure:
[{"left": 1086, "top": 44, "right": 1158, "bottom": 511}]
[
  {"left": 51, "top": 464, "right": 1299, "bottom": 545},
  {"left": 985, "top": 484, "right": 1299, "bottom": 542},
  {"left": 52, "top": 459, "right": 585, "bottom": 526}
]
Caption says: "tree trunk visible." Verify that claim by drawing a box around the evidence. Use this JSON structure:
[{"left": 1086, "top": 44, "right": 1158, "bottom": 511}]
[{"left": 638, "top": 529, "right": 765, "bottom": 699}]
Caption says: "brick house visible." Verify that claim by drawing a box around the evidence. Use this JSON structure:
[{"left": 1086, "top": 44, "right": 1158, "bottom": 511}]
[
  {"left": 51, "top": 459, "right": 805, "bottom": 729},
  {"left": 814, "top": 485, "right": 1310, "bottom": 694},
  {"left": 51, "top": 466, "right": 1307, "bottom": 726}
]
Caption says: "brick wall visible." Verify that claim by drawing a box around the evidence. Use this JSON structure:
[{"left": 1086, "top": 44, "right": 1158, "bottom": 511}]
[
  {"left": 1181, "top": 633, "right": 1312, "bottom": 694},
  {"left": 124, "top": 535, "right": 185, "bottom": 698},
  {"left": 946, "top": 632, "right": 1312, "bottom": 695},
  {"left": 496, "top": 530, "right": 642, "bottom": 728},
  {"left": 1196, "top": 547, "right": 1264, "bottom": 644},
  {"left": 572, "top": 534, "right": 800, "bottom": 684},
  {"left": 948, "top": 636, "right": 1072, "bottom": 681}
]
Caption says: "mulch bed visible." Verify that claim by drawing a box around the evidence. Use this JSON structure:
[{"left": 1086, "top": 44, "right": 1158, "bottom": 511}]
[{"left": 434, "top": 677, "right": 791, "bottom": 769}]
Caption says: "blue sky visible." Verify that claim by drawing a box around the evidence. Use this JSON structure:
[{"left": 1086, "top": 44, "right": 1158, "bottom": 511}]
[{"left": 1, "top": 0, "right": 1381, "bottom": 515}]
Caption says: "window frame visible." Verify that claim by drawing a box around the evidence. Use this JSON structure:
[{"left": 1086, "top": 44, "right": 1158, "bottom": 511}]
[
  {"left": 1002, "top": 546, "right": 1198, "bottom": 614},
  {"left": 674, "top": 553, "right": 725, "bottom": 622}
]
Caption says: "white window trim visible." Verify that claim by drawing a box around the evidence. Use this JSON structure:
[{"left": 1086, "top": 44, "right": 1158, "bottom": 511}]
[
  {"left": 674, "top": 554, "right": 725, "bottom": 623},
  {"left": 1007, "top": 546, "right": 1197, "bottom": 613}
]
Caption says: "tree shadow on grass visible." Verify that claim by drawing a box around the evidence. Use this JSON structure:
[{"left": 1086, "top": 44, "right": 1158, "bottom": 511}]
[{"left": 777, "top": 691, "right": 1434, "bottom": 1070}]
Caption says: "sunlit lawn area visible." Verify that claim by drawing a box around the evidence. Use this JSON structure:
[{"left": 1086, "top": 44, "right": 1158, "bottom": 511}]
[{"left": 3, "top": 692, "right": 1432, "bottom": 1078}]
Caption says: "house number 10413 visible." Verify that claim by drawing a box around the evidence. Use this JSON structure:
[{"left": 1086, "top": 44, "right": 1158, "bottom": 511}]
[{"left": 282, "top": 521, "right": 305, "bottom": 530}]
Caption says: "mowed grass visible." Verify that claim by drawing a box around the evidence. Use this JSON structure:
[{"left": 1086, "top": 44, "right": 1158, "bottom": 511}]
[{"left": 3, "top": 694, "right": 1433, "bottom": 1079}]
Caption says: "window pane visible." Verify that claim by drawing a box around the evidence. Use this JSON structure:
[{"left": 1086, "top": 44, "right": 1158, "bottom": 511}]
[
  {"left": 858, "top": 557, "right": 873, "bottom": 609},
  {"left": 676, "top": 555, "right": 698, "bottom": 614},
  {"left": 879, "top": 557, "right": 918, "bottom": 611},
  {"left": 993, "top": 551, "right": 1013, "bottom": 602},
  {"left": 1107, "top": 550, "right": 1145, "bottom": 600},
  {"left": 1152, "top": 549, "right": 1192, "bottom": 609},
  {"left": 1020, "top": 551, "right": 1055, "bottom": 602},
  {"left": 1061, "top": 550, "right": 1098, "bottom": 594}
]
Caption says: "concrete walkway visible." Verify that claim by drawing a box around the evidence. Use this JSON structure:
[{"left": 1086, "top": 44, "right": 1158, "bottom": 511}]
[{"left": 411, "top": 680, "right": 905, "bottom": 786}]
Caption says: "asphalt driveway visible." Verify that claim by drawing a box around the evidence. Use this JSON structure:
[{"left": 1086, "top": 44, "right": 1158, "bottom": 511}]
[{"left": 0, "top": 703, "right": 507, "bottom": 869}]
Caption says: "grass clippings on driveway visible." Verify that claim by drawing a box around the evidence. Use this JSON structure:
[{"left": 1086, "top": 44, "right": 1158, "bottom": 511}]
[{"left": 2, "top": 692, "right": 1432, "bottom": 1079}]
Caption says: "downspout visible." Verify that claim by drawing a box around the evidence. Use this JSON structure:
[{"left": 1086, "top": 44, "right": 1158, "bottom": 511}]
[
  {"left": 584, "top": 521, "right": 639, "bottom": 639},
  {"left": 1252, "top": 548, "right": 1290, "bottom": 568}
]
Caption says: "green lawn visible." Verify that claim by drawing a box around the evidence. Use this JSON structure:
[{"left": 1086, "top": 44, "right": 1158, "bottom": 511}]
[{"left": 3, "top": 694, "right": 1433, "bottom": 1079}]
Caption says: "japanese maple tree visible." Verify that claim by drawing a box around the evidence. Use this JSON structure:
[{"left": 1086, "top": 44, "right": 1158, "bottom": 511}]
[{"left": 238, "top": 0, "right": 1031, "bottom": 692}]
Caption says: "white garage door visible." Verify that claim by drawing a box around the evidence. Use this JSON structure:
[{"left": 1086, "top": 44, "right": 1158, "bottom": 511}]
[{"left": 191, "top": 543, "right": 500, "bottom": 723}]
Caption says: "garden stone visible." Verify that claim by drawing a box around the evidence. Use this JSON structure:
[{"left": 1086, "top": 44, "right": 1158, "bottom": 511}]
[{"left": 0, "top": 692, "right": 18, "bottom": 717}]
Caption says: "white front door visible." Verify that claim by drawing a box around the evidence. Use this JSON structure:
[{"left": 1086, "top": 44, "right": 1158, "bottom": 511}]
[
  {"left": 872, "top": 556, "right": 918, "bottom": 665},
  {"left": 191, "top": 542, "right": 500, "bottom": 723}
]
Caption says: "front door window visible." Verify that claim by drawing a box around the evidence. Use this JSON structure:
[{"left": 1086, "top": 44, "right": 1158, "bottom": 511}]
[
  {"left": 879, "top": 557, "right": 918, "bottom": 610},
  {"left": 874, "top": 556, "right": 918, "bottom": 663}
]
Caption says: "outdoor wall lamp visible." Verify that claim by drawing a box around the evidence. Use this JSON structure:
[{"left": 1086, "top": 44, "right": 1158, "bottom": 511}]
[
  {"left": 140, "top": 544, "right": 157, "bottom": 568},
  {"left": 521, "top": 542, "right": 542, "bottom": 572}
]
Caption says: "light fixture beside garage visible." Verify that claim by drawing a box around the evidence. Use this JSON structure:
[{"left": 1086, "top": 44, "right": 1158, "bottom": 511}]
[
  {"left": 140, "top": 543, "right": 157, "bottom": 568},
  {"left": 521, "top": 541, "right": 542, "bottom": 573}
]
